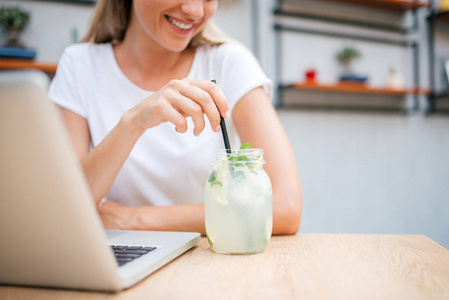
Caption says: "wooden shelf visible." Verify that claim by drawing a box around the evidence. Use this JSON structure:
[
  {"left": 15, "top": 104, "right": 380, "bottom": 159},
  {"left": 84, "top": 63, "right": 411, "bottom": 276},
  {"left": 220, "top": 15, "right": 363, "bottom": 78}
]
[
  {"left": 274, "top": 0, "right": 430, "bottom": 109},
  {"left": 323, "top": 0, "right": 430, "bottom": 11},
  {"left": 0, "top": 58, "right": 57, "bottom": 73},
  {"left": 292, "top": 82, "right": 430, "bottom": 96}
]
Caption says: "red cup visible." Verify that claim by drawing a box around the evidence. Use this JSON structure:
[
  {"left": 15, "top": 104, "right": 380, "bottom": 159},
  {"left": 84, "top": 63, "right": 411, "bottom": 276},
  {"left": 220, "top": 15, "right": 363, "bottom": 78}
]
[{"left": 305, "top": 69, "right": 317, "bottom": 83}]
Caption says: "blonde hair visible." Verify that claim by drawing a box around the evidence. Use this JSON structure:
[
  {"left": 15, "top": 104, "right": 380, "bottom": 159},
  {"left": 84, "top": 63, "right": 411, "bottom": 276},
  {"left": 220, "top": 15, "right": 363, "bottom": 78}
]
[{"left": 81, "top": 0, "right": 232, "bottom": 48}]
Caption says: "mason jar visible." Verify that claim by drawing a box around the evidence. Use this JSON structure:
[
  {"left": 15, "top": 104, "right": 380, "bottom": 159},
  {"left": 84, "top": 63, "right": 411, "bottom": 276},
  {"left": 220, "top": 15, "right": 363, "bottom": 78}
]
[{"left": 204, "top": 148, "right": 273, "bottom": 254}]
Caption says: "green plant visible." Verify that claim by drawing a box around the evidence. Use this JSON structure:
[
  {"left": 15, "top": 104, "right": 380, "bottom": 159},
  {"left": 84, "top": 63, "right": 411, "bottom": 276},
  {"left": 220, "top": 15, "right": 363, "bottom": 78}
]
[
  {"left": 336, "top": 46, "right": 361, "bottom": 70},
  {"left": 0, "top": 5, "right": 30, "bottom": 33},
  {"left": 0, "top": 5, "right": 30, "bottom": 47}
]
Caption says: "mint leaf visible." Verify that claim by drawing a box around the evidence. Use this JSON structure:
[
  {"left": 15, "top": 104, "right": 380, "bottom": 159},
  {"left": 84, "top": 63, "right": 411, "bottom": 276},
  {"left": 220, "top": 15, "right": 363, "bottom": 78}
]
[
  {"left": 228, "top": 155, "right": 249, "bottom": 161},
  {"left": 208, "top": 170, "right": 222, "bottom": 187},
  {"left": 226, "top": 143, "right": 252, "bottom": 167},
  {"left": 240, "top": 143, "right": 252, "bottom": 150},
  {"left": 236, "top": 156, "right": 249, "bottom": 161},
  {"left": 208, "top": 170, "right": 217, "bottom": 183},
  {"left": 211, "top": 181, "right": 222, "bottom": 187}
]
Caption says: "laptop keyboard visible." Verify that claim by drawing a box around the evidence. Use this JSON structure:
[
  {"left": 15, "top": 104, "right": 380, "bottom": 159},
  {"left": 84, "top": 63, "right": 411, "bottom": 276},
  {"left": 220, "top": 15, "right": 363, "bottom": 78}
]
[{"left": 109, "top": 245, "right": 157, "bottom": 267}]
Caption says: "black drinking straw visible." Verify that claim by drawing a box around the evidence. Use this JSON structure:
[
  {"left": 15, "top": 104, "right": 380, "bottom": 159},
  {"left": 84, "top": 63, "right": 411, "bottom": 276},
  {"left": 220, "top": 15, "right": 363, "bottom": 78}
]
[{"left": 211, "top": 80, "right": 231, "bottom": 153}]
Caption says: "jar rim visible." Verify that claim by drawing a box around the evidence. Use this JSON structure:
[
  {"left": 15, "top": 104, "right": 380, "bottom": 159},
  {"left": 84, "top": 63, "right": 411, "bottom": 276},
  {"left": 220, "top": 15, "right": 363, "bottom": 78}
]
[{"left": 213, "top": 148, "right": 265, "bottom": 165}]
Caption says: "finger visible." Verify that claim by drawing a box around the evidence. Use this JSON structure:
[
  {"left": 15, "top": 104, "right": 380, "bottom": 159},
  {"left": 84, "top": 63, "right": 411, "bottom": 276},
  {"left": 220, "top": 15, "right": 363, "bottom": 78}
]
[
  {"left": 177, "top": 85, "right": 220, "bottom": 133},
  {"left": 161, "top": 102, "right": 188, "bottom": 133},
  {"left": 182, "top": 79, "right": 230, "bottom": 120},
  {"left": 177, "top": 81, "right": 222, "bottom": 132},
  {"left": 170, "top": 93, "right": 206, "bottom": 136}
]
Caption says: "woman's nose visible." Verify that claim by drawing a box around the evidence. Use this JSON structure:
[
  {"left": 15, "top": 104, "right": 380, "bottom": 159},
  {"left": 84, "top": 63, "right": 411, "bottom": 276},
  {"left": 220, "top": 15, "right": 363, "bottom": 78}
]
[{"left": 181, "top": 0, "right": 204, "bottom": 19}]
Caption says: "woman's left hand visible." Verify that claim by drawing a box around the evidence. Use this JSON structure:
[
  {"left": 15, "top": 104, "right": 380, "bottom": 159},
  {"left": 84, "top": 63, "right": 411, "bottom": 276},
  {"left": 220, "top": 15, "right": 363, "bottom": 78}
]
[{"left": 98, "top": 201, "right": 135, "bottom": 230}]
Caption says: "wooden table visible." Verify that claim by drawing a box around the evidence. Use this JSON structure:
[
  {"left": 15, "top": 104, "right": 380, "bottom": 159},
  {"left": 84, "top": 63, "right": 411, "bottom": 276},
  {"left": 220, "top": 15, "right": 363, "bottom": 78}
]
[{"left": 1, "top": 234, "right": 448, "bottom": 299}]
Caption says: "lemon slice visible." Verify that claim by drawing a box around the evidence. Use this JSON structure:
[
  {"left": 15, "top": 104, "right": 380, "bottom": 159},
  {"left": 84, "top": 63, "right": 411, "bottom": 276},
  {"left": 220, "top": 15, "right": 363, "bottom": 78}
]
[
  {"left": 251, "top": 156, "right": 263, "bottom": 170},
  {"left": 207, "top": 234, "right": 214, "bottom": 247},
  {"left": 211, "top": 183, "right": 227, "bottom": 205}
]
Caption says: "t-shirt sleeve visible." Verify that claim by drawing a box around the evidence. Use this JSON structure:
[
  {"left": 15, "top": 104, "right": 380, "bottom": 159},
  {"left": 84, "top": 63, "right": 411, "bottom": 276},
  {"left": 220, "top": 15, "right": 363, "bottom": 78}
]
[
  {"left": 48, "top": 46, "right": 87, "bottom": 118},
  {"left": 214, "top": 43, "right": 272, "bottom": 112}
]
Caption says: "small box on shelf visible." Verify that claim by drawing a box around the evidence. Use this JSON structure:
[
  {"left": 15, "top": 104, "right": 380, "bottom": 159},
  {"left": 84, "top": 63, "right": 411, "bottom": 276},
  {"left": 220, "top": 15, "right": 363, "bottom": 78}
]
[{"left": 0, "top": 47, "right": 36, "bottom": 60}]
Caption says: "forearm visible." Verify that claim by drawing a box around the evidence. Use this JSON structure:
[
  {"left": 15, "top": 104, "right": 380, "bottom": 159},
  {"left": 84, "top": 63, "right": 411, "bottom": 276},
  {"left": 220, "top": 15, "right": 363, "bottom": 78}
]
[
  {"left": 128, "top": 195, "right": 300, "bottom": 236},
  {"left": 130, "top": 203, "right": 206, "bottom": 235},
  {"left": 271, "top": 180, "right": 302, "bottom": 235},
  {"left": 100, "top": 191, "right": 299, "bottom": 236},
  {"left": 127, "top": 190, "right": 300, "bottom": 236},
  {"left": 82, "top": 110, "right": 145, "bottom": 205}
]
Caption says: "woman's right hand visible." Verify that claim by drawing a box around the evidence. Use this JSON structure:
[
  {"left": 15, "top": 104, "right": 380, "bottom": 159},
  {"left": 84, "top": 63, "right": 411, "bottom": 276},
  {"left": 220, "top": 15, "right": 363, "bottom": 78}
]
[{"left": 128, "top": 79, "right": 230, "bottom": 136}]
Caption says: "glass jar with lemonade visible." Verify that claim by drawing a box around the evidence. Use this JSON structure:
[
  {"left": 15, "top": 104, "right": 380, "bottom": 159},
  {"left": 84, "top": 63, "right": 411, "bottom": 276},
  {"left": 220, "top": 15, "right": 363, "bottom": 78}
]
[{"left": 204, "top": 144, "right": 273, "bottom": 254}]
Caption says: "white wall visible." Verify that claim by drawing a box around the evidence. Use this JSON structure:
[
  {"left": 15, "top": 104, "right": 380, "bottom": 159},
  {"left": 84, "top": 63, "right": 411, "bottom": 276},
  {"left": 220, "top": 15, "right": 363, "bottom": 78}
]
[{"left": 280, "top": 109, "right": 449, "bottom": 250}]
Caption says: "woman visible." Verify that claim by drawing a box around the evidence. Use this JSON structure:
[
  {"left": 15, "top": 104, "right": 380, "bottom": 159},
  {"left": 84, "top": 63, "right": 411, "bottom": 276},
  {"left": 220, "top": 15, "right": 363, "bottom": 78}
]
[{"left": 49, "top": 0, "right": 302, "bottom": 235}]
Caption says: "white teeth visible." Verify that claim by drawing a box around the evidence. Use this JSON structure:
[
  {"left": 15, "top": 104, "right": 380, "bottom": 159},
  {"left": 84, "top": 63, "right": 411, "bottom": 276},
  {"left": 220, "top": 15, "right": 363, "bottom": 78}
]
[{"left": 167, "top": 17, "right": 194, "bottom": 30}]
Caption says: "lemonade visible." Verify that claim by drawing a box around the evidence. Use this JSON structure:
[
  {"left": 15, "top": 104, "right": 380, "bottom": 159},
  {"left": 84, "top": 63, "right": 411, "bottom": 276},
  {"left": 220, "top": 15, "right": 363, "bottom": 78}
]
[{"left": 205, "top": 146, "right": 272, "bottom": 254}]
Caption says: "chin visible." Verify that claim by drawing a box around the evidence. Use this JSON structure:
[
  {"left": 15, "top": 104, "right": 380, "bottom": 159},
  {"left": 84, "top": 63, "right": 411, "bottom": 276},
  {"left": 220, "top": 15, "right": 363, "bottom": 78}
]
[
  {"left": 162, "top": 31, "right": 201, "bottom": 52},
  {"left": 165, "top": 41, "right": 192, "bottom": 52}
]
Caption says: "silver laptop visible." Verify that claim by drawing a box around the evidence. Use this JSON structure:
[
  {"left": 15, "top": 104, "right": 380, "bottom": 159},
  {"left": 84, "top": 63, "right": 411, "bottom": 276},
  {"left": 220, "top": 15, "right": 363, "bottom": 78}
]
[{"left": 0, "top": 70, "right": 201, "bottom": 292}]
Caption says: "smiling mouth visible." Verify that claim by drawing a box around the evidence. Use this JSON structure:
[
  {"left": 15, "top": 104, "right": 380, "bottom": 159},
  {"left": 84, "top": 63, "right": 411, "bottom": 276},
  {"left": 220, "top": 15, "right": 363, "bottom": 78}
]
[{"left": 165, "top": 16, "right": 194, "bottom": 30}]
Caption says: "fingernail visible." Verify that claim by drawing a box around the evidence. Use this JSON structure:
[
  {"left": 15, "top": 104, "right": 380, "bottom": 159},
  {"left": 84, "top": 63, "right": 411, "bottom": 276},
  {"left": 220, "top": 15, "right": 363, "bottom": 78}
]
[
  {"left": 215, "top": 125, "right": 221, "bottom": 132},
  {"left": 224, "top": 110, "right": 231, "bottom": 119}
]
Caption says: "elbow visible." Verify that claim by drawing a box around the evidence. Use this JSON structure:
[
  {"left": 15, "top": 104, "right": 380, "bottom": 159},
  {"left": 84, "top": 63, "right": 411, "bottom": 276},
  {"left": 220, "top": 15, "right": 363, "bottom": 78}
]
[
  {"left": 272, "top": 187, "right": 302, "bottom": 235},
  {"left": 275, "top": 208, "right": 302, "bottom": 235}
]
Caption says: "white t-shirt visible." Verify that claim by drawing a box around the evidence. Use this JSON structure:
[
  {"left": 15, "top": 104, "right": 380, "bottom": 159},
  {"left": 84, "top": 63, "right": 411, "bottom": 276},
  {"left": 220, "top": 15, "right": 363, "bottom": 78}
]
[{"left": 49, "top": 42, "right": 272, "bottom": 206}]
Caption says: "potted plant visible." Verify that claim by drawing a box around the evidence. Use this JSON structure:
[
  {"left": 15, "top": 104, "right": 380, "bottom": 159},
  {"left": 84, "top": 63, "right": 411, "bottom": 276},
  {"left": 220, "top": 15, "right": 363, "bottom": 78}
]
[
  {"left": 336, "top": 46, "right": 361, "bottom": 74},
  {"left": 0, "top": 5, "right": 30, "bottom": 48},
  {"left": 336, "top": 46, "right": 368, "bottom": 83}
]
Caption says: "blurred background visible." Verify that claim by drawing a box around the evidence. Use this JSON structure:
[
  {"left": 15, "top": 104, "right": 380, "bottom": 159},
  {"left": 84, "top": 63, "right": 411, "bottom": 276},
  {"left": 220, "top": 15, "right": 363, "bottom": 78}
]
[{"left": 1, "top": 0, "right": 448, "bottom": 248}]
